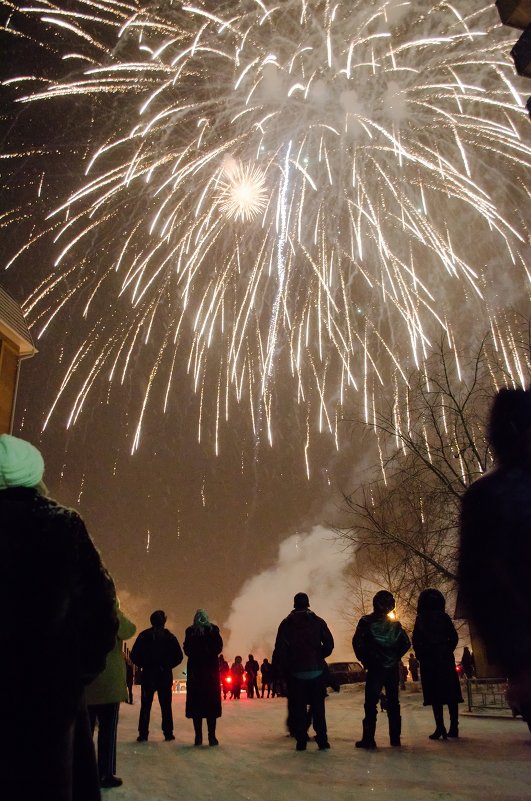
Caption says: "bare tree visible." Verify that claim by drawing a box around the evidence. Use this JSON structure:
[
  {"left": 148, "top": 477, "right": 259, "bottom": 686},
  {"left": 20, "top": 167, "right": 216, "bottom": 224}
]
[{"left": 338, "top": 325, "right": 531, "bottom": 620}]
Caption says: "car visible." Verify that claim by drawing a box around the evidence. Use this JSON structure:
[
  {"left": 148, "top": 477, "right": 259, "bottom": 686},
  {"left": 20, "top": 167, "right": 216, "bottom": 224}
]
[{"left": 327, "top": 661, "right": 367, "bottom": 685}]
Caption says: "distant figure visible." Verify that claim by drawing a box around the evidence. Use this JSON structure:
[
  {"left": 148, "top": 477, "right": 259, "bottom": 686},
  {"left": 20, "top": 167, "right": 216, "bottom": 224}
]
[
  {"left": 245, "top": 654, "right": 260, "bottom": 698},
  {"left": 183, "top": 609, "right": 223, "bottom": 746},
  {"left": 125, "top": 657, "right": 135, "bottom": 704},
  {"left": 461, "top": 647, "right": 475, "bottom": 680},
  {"left": 0, "top": 433, "right": 118, "bottom": 801},
  {"left": 273, "top": 592, "right": 334, "bottom": 751},
  {"left": 260, "top": 658, "right": 273, "bottom": 697},
  {"left": 408, "top": 653, "right": 420, "bottom": 682},
  {"left": 86, "top": 604, "right": 136, "bottom": 788},
  {"left": 412, "top": 588, "right": 463, "bottom": 740},
  {"left": 459, "top": 388, "right": 531, "bottom": 728},
  {"left": 130, "top": 610, "right": 183, "bottom": 742},
  {"left": 230, "top": 656, "right": 245, "bottom": 699},
  {"left": 352, "top": 590, "right": 410, "bottom": 748},
  {"left": 399, "top": 661, "right": 408, "bottom": 691},
  {"left": 218, "top": 654, "right": 230, "bottom": 700}
]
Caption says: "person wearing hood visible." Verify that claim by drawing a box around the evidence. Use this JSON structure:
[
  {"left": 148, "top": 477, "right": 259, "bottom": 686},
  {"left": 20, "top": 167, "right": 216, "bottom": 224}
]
[
  {"left": 352, "top": 590, "right": 410, "bottom": 749},
  {"left": 412, "top": 588, "right": 463, "bottom": 740},
  {"left": 273, "top": 592, "right": 334, "bottom": 751},
  {"left": 0, "top": 434, "right": 118, "bottom": 801},
  {"left": 459, "top": 387, "right": 531, "bottom": 729},
  {"left": 183, "top": 609, "right": 223, "bottom": 746}
]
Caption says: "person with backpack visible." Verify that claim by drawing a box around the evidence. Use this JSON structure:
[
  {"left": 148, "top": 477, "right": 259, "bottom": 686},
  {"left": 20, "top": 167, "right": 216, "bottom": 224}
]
[
  {"left": 273, "top": 592, "right": 334, "bottom": 751},
  {"left": 352, "top": 590, "right": 410, "bottom": 749},
  {"left": 130, "top": 610, "right": 183, "bottom": 742}
]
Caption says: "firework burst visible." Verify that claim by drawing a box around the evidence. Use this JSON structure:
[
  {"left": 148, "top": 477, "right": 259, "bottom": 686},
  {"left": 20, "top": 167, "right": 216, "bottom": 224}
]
[{"left": 2, "top": 0, "right": 530, "bottom": 459}]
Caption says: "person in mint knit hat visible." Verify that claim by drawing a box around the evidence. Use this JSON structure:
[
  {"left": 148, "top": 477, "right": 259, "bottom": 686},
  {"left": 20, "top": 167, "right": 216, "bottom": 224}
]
[{"left": 0, "top": 433, "right": 118, "bottom": 801}]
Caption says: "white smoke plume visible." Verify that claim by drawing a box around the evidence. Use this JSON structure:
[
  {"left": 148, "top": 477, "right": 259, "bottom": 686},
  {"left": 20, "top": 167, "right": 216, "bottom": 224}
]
[{"left": 222, "top": 525, "right": 354, "bottom": 662}]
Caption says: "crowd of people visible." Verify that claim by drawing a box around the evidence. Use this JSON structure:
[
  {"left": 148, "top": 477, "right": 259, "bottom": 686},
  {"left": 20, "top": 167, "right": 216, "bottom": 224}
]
[{"left": 2, "top": 387, "right": 530, "bottom": 801}]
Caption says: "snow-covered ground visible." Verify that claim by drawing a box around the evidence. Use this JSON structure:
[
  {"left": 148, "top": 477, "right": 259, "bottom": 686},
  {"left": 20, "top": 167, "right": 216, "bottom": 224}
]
[{"left": 108, "top": 684, "right": 530, "bottom": 801}]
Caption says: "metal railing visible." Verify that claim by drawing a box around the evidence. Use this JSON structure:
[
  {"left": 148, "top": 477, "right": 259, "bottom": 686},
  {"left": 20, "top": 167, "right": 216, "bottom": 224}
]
[{"left": 465, "top": 677, "right": 511, "bottom": 715}]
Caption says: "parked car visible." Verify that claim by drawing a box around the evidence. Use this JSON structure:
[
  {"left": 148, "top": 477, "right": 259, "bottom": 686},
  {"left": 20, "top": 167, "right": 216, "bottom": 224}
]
[{"left": 327, "top": 661, "right": 366, "bottom": 685}]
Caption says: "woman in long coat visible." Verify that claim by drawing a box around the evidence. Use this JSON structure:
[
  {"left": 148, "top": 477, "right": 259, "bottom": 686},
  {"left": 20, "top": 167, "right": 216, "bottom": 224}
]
[
  {"left": 183, "top": 609, "right": 223, "bottom": 745},
  {"left": 412, "top": 588, "right": 463, "bottom": 740}
]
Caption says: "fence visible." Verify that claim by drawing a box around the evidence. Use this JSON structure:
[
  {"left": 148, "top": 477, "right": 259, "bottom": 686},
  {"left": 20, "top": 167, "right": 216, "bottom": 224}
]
[{"left": 465, "top": 677, "right": 512, "bottom": 715}]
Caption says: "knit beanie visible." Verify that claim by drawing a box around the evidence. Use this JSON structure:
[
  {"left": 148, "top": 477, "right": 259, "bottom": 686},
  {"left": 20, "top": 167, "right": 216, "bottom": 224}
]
[{"left": 0, "top": 434, "right": 45, "bottom": 490}]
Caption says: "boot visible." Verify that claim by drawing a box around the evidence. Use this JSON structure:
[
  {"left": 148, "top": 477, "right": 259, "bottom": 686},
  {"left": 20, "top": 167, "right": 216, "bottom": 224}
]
[
  {"left": 207, "top": 718, "right": 219, "bottom": 746},
  {"left": 193, "top": 718, "right": 203, "bottom": 746},
  {"left": 447, "top": 704, "right": 459, "bottom": 738},
  {"left": 355, "top": 718, "right": 377, "bottom": 749},
  {"left": 388, "top": 714, "right": 401, "bottom": 747},
  {"left": 429, "top": 704, "right": 447, "bottom": 740}
]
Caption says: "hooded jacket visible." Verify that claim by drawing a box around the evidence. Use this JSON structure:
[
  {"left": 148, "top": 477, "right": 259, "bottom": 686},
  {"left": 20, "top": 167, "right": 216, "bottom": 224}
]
[{"left": 353, "top": 613, "right": 410, "bottom": 670}]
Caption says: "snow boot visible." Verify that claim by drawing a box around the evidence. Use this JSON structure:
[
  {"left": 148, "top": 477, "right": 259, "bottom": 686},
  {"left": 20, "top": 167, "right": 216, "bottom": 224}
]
[
  {"left": 389, "top": 714, "right": 402, "bottom": 747},
  {"left": 193, "top": 718, "right": 203, "bottom": 746},
  {"left": 207, "top": 718, "right": 219, "bottom": 746},
  {"left": 355, "top": 718, "right": 377, "bottom": 749},
  {"left": 429, "top": 704, "right": 447, "bottom": 740}
]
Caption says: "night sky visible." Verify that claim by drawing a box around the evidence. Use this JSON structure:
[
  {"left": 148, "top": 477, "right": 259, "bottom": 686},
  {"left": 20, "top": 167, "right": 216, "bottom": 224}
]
[{"left": 1, "top": 1, "right": 529, "bottom": 655}]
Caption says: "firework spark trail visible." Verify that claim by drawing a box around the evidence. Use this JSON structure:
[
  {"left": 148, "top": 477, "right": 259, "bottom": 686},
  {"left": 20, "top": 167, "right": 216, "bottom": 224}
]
[{"left": 1, "top": 0, "right": 530, "bottom": 454}]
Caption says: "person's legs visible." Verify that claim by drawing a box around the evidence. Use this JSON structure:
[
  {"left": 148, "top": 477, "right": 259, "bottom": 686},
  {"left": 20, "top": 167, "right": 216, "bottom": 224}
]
[
  {"left": 429, "top": 703, "right": 447, "bottom": 739},
  {"left": 289, "top": 677, "right": 310, "bottom": 749},
  {"left": 94, "top": 703, "right": 120, "bottom": 781},
  {"left": 308, "top": 676, "right": 328, "bottom": 748},
  {"left": 447, "top": 702, "right": 459, "bottom": 737},
  {"left": 72, "top": 701, "right": 102, "bottom": 801},
  {"left": 138, "top": 683, "right": 155, "bottom": 740},
  {"left": 357, "top": 668, "right": 382, "bottom": 748},
  {"left": 384, "top": 669, "right": 401, "bottom": 746},
  {"left": 207, "top": 717, "right": 218, "bottom": 746},
  {"left": 193, "top": 718, "right": 203, "bottom": 745},
  {"left": 157, "top": 682, "right": 174, "bottom": 739}
]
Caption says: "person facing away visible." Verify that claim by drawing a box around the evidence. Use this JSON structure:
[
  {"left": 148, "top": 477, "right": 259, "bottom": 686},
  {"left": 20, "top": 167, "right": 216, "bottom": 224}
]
[
  {"left": 408, "top": 652, "right": 420, "bottom": 682},
  {"left": 273, "top": 592, "right": 334, "bottom": 751},
  {"left": 245, "top": 654, "right": 260, "bottom": 698},
  {"left": 460, "top": 647, "right": 474, "bottom": 679},
  {"left": 86, "top": 602, "right": 136, "bottom": 788},
  {"left": 399, "top": 661, "right": 408, "bottom": 691},
  {"left": 0, "top": 434, "right": 118, "bottom": 801},
  {"left": 130, "top": 610, "right": 183, "bottom": 741},
  {"left": 183, "top": 609, "right": 223, "bottom": 746},
  {"left": 412, "top": 588, "right": 463, "bottom": 740},
  {"left": 230, "top": 655, "right": 245, "bottom": 699},
  {"left": 352, "top": 590, "right": 410, "bottom": 749},
  {"left": 218, "top": 654, "right": 230, "bottom": 699},
  {"left": 459, "top": 387, "right": 531, "bottom": 727},
  {"left": 260, "top": 658, "right": 273, "bottom": 697}
]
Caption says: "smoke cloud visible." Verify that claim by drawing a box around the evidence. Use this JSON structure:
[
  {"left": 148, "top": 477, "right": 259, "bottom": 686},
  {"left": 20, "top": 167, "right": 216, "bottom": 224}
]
[{"left": 222, "top": 525, "right": 354, "bottom": 662}]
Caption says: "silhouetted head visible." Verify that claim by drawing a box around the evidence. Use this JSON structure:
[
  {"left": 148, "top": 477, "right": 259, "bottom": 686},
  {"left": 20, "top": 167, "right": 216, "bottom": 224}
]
[
  {"left": 417, "top": 588, "right": 445, "bottom": 614},
  {"left": 235, "top": 655, "right": 242, "bottom": 663},
  {"left": 372, "top": 590, "right": 395, "bottom": 615},
  {"left": 488, "top": 387, "right": 531, "bottom": 465},
  {"left": 293, "top": 592, "right": 310, "bottom": 610},
  {"left": 150, "top": 610, "right": 167, "bottom": 629}
]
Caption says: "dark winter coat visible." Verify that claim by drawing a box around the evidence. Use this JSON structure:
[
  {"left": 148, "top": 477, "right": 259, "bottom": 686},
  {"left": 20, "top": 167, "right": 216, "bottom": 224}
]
[
  {"left": 412, "top": 610, "right": 463, "bottom": 706},
  {"left": 273, "top": 609, "right": 334, "bottom": 675},
  {"left": 183, "top": 624, "right": 223, "bottom": 719},
  {"left": 130, "top": 626, "right": 183, "bottom": 687},
  {"left": 459, "top": 463, "right": 531, "bottom": 676},
  {"left": 0, "top": 487, "right": 118, "bottom": 721},
  {"left": 352, "top": 613, "right": 410, "bottom": 670}
]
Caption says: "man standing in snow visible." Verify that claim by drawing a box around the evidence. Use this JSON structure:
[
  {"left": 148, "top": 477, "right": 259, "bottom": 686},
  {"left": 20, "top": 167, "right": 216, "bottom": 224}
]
[
  {"left": 0, "top": 433, "right": 118, "bottom": 801},
  {"left": 353, "top": 590, "right": 410, "bottom": 748},
  {"left": 273, "top": 592, "right": 334, "bottom": 751},
  {"left": 130, "top": 610, "right": 183, "bottom": 741}
]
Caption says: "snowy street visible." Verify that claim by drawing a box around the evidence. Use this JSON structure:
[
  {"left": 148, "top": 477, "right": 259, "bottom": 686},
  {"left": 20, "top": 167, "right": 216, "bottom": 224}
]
[{"left": 108, "top": 685, "right": 530, "bottom": 801}]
